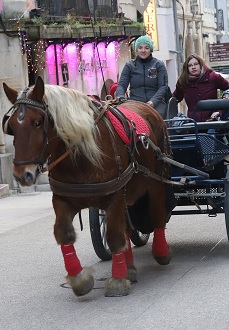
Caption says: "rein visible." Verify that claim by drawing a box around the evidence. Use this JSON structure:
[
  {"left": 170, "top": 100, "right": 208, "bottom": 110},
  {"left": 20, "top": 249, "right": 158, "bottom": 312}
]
[
  {"left": 42, "top": 149, "right": 71, "bottom": 173},
  {"left": 7, "top": 91, "right": 205, "bottom": 197},
  {"left": 49, "top": 100, "right": 186, "bottom": 198},
  {"left": 49, "top": 100, "right": 208, "bottom": 197}
]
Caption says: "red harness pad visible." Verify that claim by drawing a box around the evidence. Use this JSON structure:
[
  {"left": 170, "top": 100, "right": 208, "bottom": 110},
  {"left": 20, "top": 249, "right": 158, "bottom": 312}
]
[{"left": 106, "top": 106, "right": 150, "bottom": 144}]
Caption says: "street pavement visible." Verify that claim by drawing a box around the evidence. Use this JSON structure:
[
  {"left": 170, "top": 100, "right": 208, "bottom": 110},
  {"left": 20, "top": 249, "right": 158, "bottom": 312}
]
[{"left": 1, "top": 191, "right": 229, "bottom": 329}]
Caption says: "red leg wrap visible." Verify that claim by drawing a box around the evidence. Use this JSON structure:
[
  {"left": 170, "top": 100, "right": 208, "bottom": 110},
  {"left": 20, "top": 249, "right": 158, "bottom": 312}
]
[
  {"left": 112, "top": 252, "right": 127, "bottom": 279},
  {"left": 61, "top": 244, "right": 83, "bottom": 276},
  {"left": 152, "top": 228, "right": 169, "bottom": 257},
  {"left": 124, "top": 235, "right": 134, "bottom": 265}
]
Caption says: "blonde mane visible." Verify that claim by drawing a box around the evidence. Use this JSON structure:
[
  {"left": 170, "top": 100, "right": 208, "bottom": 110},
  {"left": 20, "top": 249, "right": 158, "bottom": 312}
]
[{"left": 39, "top": 85, "right": 102, "bottom": 165}]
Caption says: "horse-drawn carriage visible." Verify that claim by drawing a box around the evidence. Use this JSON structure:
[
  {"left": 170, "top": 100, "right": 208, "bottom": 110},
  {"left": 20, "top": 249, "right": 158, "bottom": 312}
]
[
  {"left": 2, "top": 77, "right": 229, "bottom": 298},
  {"left": 89, "top": 98, "right": 229, "bottom": 261}
]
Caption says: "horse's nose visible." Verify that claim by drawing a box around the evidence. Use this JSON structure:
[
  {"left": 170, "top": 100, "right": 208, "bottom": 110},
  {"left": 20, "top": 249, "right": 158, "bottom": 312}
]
[
  {"left": 13, "top": 171, "right": 35, "bottom": 186},
  {"left": 23, "top": 171, "right": 35, "bottom": 185}
]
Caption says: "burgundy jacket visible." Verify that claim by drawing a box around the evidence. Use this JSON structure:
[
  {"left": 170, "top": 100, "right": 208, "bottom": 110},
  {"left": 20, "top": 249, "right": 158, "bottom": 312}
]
[{"left": 173, "top": 70, "right": 229, "bottom": 122}]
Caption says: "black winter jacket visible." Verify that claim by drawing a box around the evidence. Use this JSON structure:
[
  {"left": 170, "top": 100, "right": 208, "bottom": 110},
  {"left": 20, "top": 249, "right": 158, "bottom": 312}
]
[{"left": 116, "top": 55, "right": 168, "bottom": 107}]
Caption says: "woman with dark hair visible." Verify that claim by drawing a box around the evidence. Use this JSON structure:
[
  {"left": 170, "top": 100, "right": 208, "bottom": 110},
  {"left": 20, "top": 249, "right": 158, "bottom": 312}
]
[{"left": 173, "top": 54, "right": 229, "bottom": 122}]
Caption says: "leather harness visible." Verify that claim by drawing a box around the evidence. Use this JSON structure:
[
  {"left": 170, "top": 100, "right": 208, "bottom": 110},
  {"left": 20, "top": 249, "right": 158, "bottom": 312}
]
[{"left": 3, "top": 92, "right": 188, "bottom": 198}]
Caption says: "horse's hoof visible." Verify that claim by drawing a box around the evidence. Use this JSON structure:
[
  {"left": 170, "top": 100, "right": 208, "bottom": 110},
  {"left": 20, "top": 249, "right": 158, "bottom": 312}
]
[
  {"left": 105, "top": 278, "right": 131, "bottom": 297},
  {"left": 153, "top": 246, "right": 172, "bottom": 265},
  {"left": 66, "top": 267, "right": 94, "bottom": 296},
  {"left": 126, "top": 264, "right": 137, "bottom": 283}
]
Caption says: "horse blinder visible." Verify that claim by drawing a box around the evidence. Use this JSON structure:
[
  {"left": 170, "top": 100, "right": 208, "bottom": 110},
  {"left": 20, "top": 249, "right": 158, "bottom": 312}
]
[
  {"left": 2, "top": 97, "right": 53, "bottom": 136},
  {"left": 2, "top": 113, "right": 14, "bottom": 135}
]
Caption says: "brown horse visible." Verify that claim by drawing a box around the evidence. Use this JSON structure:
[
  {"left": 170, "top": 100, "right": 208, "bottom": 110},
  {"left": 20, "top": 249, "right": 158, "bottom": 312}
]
[{"left": 2, "top": 76, "right": 173, "bottom": 297}]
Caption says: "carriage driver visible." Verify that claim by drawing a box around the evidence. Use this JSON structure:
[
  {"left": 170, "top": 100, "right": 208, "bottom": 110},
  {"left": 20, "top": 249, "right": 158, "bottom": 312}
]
[{"left": 116, "top": 35, "right": 169, "bottom": 119}]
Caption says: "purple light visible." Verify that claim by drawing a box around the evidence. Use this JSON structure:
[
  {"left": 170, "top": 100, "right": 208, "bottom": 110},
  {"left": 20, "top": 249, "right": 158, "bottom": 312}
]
[
  {"left": 80, "top": 43, "right": 97, "bottom": 94},
  {"left": 63, "top": 43, "right": 79, "bottom": 88},
  {"left": 45, "top": 41, "right": 119, "bottom": 94},
  {"left": 46, "top": 44, "right": 62, "bottom": 85}
]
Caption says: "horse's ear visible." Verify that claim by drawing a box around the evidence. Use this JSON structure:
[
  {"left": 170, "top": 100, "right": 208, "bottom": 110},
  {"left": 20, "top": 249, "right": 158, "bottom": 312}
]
[
  {"left": 3, "top": 83, "right": 18, "bottom": 104},
  {"left": 30, "top": 76, "right": 45, "bottom": 102}
]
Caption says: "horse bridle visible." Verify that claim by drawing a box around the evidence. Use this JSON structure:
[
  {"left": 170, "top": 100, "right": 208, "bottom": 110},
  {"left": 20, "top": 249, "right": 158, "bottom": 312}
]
[{"left": 3, "top": 87, "right": 51, "bottom": 173}]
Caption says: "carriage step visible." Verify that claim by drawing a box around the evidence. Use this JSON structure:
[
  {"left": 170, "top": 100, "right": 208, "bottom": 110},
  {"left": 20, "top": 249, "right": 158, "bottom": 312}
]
[
  {"left": 35, "top": 184, "right": 51, "bottom": 192},
  {"left": 0, "top": 184, "right": 9, "bottom": 198},
  {"left": 35, "top": 172, "right": 50, "bottom": 191},
  {"left": 18, "top": 184, "right": 51, "bottom": 193}
]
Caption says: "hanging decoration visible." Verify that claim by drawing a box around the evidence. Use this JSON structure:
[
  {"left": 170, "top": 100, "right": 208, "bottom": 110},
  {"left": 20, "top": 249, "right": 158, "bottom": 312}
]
[
  {"left": 17, "top": 18, "right": 132, "bottom": 96},
  {"left": 143, "top": 0, "right": 159, "bottom": 50}
]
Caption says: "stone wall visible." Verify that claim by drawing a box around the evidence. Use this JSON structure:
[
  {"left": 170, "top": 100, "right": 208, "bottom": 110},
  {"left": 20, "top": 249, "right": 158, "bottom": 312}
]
[{"left": 1, "top": 0, "right": 36, "bottom": 18}]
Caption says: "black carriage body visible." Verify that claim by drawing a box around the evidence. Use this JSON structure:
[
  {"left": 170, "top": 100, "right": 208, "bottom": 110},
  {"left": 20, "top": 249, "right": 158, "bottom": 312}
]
[
  {"left": 165, "top": 102, "right": 229, "bottom": 222},
  {"left": 89, "top": 99, "right": 229, "bottom": 261}
]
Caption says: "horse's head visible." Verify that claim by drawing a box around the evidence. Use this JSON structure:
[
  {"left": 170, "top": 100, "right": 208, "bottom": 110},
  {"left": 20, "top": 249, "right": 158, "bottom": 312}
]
[{"left": 2, "top": 76, "right": 55, "bottom": 186}]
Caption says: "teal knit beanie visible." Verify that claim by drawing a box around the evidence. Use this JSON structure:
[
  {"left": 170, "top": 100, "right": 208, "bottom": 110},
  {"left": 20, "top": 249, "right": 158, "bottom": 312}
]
[{"left": 135, "top": 35, "right": 154, "bottom": 52}]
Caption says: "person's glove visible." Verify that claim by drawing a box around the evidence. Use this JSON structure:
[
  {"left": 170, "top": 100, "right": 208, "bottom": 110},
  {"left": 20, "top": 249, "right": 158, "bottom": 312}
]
[{"left": 118, "top": 97, "right": 127, "bottom": 102}]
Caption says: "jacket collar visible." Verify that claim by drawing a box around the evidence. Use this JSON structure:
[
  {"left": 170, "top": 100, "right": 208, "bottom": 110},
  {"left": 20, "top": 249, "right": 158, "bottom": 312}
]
[{"left": 137, "top": 54, "right": 153, "bottom": 63}]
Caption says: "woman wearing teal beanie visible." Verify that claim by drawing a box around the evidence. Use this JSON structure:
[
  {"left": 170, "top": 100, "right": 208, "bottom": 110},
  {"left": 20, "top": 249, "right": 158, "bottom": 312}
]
[{"left": 116, "top": 35, "right": 169, "bottom": 118}]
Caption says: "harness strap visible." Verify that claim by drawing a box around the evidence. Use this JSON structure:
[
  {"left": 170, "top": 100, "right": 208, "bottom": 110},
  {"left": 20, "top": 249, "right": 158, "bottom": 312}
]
[
  {"left": 90, "top": 96, "right": 108, "bottom": 124},
  {"left": 49, "top": 162, "right": 136, "bottom": 197},
  {"left": 141, "top": 136, "right": 209, "bottom": 179},
  {"left": 13, "top": 104, "right": 50, "bottom": 168},
  {"left": 14, "top": 98, "right": 47, "bottom": 110},
  {"left": 136, "top": 163, "right": 183, "bottom": 186},
  {"left": 102, "top": 116, "right": 124, "bottom": 175},
  {"left": 42, "top": 149, "right": 71, "bottom": 173}
]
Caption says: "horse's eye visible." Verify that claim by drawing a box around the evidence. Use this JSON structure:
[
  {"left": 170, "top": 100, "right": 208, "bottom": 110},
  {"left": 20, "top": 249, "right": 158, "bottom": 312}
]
[{"left": 35, "top": 120, "right": 42, "bottom": 128}]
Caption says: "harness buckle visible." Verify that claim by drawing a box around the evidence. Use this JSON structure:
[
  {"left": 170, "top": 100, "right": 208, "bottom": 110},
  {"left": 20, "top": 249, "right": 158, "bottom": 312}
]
[
  {"left": 140, "top": 134, "right": 149, "bottom": 149},
  {"left": 133, "top": 161, "right": 139, "bottom": 173},
  {"left": 105, "top": 95, "right": 113, "bottom": 101},
  {"left": 36, "top": 163, "right": 44, "bottom": 175}
]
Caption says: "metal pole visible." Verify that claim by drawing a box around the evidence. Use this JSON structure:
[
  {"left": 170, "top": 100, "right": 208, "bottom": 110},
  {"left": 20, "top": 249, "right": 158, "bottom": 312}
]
[
  {"left": 172, "top": 0, "right": 182, "bottom": 74},
  {"left": 54, "top": 43, "right": 59, "bottom": 85},
  {"left": 214, "top": 0, "right": 220, "bottom": 43}
]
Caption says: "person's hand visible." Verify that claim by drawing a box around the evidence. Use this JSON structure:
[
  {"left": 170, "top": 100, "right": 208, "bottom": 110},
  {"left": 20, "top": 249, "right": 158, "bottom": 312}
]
[
  {"left": 210, "top": 112, "right": 220, "bottom": 119},
  {"left": 147, "top": 100, "right": 154, "bottom": 107},
  {"left": 118, "top": 97, "right": 127, "bottom": 102},
  {"left": 206, "top": 111, "right": 220, "bottom": 121}
]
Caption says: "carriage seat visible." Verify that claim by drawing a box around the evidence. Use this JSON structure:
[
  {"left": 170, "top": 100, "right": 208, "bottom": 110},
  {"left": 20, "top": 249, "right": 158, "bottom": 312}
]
[
  {"left": 197, "top": 121, "right": 229, "bottom": 131},
  {"left": 166, "top": 97, "right": 178, "bottom": 119},
  {"left": 197, "top": 99, "right": 229, "bottom": 112},
  {"left": 185, "top": 120, "right": 229, "bottom": 132},
  {"left": 166, "top": 119, "right": 229, "bottom": 135}
]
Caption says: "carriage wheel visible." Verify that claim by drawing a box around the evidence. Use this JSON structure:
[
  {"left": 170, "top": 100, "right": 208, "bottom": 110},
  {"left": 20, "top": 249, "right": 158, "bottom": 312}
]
[
  {"left": 89, "top": 208, "right": 150, "bottom": 261},
  {"left": 224, "top": 169, "right": 229, "bottom": 240},
  {"left": 89, "top": 208, "right": 111, "bottom": 261},
  {"left": 130, "top": 229, "right": 150, "bottom": 247}
]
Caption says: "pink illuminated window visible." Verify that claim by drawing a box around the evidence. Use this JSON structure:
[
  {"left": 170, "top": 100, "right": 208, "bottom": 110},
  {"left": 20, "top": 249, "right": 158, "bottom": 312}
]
[
  {"left": 45, "top": 41, "right": 119, "bottom": 95},
  {"left": 46, "top": 44, "right": 62, "bottom": 85}
]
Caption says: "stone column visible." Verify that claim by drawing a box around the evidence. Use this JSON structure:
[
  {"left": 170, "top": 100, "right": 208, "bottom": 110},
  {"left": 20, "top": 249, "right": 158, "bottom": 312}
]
[
  {"left": 185, "top": 21, "right": 194, "bottom": 58},
  {"left": 193, "top": 21, "right": 201, "bottom": 55},
  {"left": 0, "top": 98, "right": 6, "bottom": 154}
]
